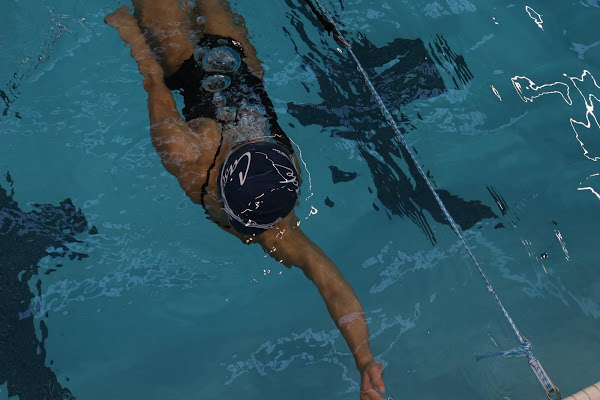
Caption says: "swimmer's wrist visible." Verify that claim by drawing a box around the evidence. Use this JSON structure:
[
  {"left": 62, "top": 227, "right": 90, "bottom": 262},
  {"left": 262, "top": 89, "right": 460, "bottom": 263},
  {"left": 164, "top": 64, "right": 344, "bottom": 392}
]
[
  {"left": 142, "top": 71, "right": 165, "bottom": 91},
  {"left": 356, "top": 353, "right": 376, "bottom": 372},
  {"left": 126, "top": 36, "right": 165, "bottom": 85}
]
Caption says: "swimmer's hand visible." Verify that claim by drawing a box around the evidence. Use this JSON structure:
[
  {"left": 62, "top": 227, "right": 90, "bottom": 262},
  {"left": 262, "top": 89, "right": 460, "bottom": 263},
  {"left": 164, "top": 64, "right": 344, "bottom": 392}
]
[
  {"left": 105, "top": 7, "right": 145, "bottom": 47},
  {"left": 360, "top": 360, "right": 386, "bottom": 400},
  {"left": 105, "top": 6, "right": 143, "bottom": 48},
  {"left": 105, "top": 6, "right": 164, "bottom": 83}
]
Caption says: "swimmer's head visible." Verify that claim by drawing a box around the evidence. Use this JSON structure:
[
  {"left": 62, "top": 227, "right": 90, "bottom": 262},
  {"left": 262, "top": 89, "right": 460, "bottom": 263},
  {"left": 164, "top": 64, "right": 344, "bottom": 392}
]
[{"left": 219, "top": 141, "right": 300, "bottom": 235}]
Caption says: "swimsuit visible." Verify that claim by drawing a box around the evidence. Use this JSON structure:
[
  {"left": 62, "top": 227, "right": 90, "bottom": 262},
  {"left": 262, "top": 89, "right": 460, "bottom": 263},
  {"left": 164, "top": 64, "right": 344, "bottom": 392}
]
[
  {"left": 164, "top": 34, "right": 295, "bottom": 226},
  {"left": 164, "top": 34, "right": 293, "bottom": 153}
]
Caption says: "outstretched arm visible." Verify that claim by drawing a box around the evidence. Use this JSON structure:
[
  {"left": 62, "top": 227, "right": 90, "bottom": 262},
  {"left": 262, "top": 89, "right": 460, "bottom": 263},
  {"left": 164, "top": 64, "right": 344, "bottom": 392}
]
[{"left": 257, "top": 215, "right": 386, "bottom": 400}]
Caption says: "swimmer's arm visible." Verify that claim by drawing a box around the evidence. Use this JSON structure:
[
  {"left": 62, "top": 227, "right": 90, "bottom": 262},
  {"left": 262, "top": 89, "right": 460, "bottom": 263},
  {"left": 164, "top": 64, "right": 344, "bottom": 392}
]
[
  {"left": 145, "top": 79, "right": 205, "bottom": 177},
  {"left": 292, "top": 234, "right": 377, "bottom": 371},
  {"left": 257, "top": 219, "right": 385, "bottom": 398},
  {"left": 106, "top": 7, "right": 163, "bottom": 82},
  {"left": 106, "top": 7, "right": 202, "bottom": 176}
]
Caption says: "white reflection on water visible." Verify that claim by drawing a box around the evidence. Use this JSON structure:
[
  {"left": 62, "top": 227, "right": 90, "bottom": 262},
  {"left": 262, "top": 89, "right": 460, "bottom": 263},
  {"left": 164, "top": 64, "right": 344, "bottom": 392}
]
[
  {"left": 511, "top": 70, "right": 600, "bottom": 161},
  {"left": 490, "top": 85, "right": 502, "bottom": 101},
  {"left": 525, "top": 6, "right": 544, "bottom": 31},
  {"left": 567, "top": 70, "right": 600, "bottom": 161},
  {"left": 578, "top": 173, "right": 600, "bottom": 200},
  {"left": 554, "top": 229, "right": 570, "bottom": 261},
  {"left": 511, "top": 76, "right": 572, "bottom": 104}
]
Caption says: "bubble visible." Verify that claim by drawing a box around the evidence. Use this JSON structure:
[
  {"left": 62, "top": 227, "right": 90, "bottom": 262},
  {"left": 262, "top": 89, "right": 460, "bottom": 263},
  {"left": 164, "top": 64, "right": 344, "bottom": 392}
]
[
  {"left": 201, "top": 47, "right": 241, "bottom": 73},
  {"left": 202, "top": 75, "right": 231, "bottom": 92},
  {"left": 193, "top": 47, "right": 208, "bottom": 64},
  {"left": 237, "top": 102, "right": 265, "bottom": 119},
  {"left": 212, "top": 92, "right": 226, "bottom": 107},
  {"left": 216, "top": 107, "right": 236, "bottom": 122}
]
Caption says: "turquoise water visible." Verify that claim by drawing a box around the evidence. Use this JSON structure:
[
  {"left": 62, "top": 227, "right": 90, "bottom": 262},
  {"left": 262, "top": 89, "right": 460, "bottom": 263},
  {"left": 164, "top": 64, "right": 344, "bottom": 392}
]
[{"left": 1, "top": 0, "right": 599, "bottom": 399}]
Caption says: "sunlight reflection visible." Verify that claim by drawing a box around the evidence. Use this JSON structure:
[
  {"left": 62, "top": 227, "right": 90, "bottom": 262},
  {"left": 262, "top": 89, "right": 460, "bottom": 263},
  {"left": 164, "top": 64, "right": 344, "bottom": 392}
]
[
  {"left": 525, "top": 6, "right": 544, "bottom": 31},
  {"left": 511, "top": 70, "right": 600, "bottom": 161},
  {"left": 578, "top": 173, "right": 600, "bottom": 200},
  {"left": 511, "top": 76, "right": 572, "bottom": 104},
  {"left": 554, "top": 230, "right": 570, "bottom": 261},
  {"left": 567, "top": 70, "right": 600, "bottom": 161},
  {"left": 491, "top": 85, "right": 502, "bottom": 101}
]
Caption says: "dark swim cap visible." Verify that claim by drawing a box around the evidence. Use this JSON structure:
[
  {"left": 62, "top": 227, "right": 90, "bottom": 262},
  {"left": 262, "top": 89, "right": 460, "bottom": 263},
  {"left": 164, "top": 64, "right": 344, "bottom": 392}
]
[{"left": 219, "top": 141, "right": 300, "bottom": 235}]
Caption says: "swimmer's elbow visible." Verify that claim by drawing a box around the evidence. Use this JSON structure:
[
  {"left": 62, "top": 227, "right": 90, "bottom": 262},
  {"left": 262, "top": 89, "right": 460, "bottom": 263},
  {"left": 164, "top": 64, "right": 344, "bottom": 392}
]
[
  {"left": 257, "top": 233, "right": 303, "bottom": 269},
  {"left": 264, "top": 245, "right": 296, "bottom": 268},
  {"left": 150, "top": 126, "right": 201, "bottom": 174}
]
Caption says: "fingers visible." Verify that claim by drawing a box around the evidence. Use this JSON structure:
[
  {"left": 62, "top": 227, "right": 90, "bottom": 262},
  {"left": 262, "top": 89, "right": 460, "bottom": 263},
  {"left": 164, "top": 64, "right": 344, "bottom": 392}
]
[
  {"left": 369, "top": 364, "right": 386, "bottom": 393},
  {"left": 104, "top": 12, "right": 120, "bottom": 27},
  {"left": 104, "top": 6, "right": 134, "bottom": 27},
  {"left": 371, "top": 376, "right": 385, "bottom": 394},
  {"left": 360, "top": 387, "right": 386, "bottom": 400},
  {"left": 360, "top": 388, "right": 381, "bottom": 400},
  {"left": 360, "top": 362, "right": 387, "bottom": 400}
]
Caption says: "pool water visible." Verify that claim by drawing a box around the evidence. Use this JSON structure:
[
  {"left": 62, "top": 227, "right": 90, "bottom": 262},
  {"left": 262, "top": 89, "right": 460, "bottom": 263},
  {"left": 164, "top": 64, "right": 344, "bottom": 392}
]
[{"left": 1, "top": 0, "right": 599, "bottom": 399}]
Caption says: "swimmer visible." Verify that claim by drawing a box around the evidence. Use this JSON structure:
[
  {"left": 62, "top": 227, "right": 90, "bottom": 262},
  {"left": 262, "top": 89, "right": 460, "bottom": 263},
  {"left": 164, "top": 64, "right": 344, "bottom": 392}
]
[{"left": 105, "top": 1, "right": 386, "bottom": 398}]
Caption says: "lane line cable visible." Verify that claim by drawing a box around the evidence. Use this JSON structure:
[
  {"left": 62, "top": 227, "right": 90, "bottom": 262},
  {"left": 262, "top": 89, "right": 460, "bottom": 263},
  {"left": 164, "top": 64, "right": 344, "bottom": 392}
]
[{"left": 310, "top": 1, "right": 561, "bottom": 398}]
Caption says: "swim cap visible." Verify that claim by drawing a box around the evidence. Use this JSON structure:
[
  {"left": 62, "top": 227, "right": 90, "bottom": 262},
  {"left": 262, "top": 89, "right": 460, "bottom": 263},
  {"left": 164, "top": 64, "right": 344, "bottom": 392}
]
[{"left": 219, "top": 141, "right": 300, "bottom": 235}]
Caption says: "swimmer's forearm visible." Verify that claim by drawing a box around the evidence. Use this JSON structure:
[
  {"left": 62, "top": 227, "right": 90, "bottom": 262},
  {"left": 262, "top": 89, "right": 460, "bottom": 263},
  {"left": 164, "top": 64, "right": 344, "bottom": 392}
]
[
  {"left": 333, "top": 296, "right": 375, "bottom": 371},
  {"left": 107, "top": 7, "right": 194, "bottom": 177},
  {"left": 106, "top": 8, "right": 164, "bottom": 83},
  {"left": 330, "top": 291, "right": 374, "bottom": 370},
  {"left": 276, "top": 229, "right": 375, "bottom": 371},
  {"left": 121, "top": 30, "right": 186, "bottom": 126},
  {"left": 305, "top": 253, "right": 375, "bottom": 371},
  {"left": 112, "top": 19, "right": 190, "bottom": 142},
  {"left": 261, "top": 225, "right": 376, "bottom": 370},
  {"left": 119, "top": 25, "right": 164, "bottom": 83}
]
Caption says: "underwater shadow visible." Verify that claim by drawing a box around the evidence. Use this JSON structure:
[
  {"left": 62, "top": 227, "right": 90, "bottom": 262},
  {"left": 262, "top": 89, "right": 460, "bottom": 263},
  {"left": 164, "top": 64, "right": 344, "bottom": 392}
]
[
  {"left": 0, "top": 172, "right": 96, "bottom": 399},
  {"left": 283, "top": 0, "right": 496, "bottom": 244}
]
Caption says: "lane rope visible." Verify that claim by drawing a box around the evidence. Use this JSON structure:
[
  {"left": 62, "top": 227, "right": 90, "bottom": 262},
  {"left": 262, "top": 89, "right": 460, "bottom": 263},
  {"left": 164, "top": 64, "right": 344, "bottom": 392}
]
[{"left": 310, "top": 1, "right": 560, "bottom": 398}]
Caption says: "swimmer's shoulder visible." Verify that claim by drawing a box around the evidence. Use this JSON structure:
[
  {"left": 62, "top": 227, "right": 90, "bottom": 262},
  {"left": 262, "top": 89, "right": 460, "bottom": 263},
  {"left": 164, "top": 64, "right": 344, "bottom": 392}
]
[{"left": 187, "top": 117, "right": 220, "bottom": 138}]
